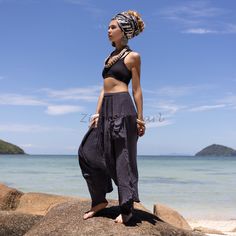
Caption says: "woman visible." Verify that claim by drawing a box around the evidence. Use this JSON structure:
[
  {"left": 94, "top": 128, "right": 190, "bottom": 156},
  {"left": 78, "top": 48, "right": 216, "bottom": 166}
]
[{"left": 78, "top": 10, "right": 146, "bottom": 224}]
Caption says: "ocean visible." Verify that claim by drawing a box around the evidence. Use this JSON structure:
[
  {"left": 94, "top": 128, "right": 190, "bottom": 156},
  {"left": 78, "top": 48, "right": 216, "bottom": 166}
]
[{"left": 0, "top": 154, "right": 235, "bottom": 221}]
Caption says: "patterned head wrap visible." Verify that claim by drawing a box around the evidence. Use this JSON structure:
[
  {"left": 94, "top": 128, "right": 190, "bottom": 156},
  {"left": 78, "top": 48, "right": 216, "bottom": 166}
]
[{"left": 112, "top": 11, "right": 140, "bottom": 40}]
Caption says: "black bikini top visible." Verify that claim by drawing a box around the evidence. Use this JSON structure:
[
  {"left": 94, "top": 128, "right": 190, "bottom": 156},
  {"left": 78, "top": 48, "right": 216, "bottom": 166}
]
[{"left": 102, "top": 49, "right": 132, "bottom": 85}]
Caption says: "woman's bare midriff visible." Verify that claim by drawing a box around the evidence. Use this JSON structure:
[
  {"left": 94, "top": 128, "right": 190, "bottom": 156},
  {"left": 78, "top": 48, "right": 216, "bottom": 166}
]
[{"left": 103, "top": 77, "right": 129, "bottom": 93}]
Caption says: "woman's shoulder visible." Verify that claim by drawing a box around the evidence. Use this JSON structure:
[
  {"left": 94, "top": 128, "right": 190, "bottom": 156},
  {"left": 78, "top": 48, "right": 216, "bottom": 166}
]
[{"left": 127, "top": 50, "right": 141, "bottom": 65}]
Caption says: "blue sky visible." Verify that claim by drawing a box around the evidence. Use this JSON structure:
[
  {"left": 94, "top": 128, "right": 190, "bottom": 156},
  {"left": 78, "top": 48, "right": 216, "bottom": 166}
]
[{"left": 0, "top": 0, "right": 235, "bottom": 155}]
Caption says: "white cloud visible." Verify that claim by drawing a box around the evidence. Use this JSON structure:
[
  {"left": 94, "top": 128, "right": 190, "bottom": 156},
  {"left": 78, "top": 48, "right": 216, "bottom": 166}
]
[
  {"left": 156, "top": 103, "right": 181, "bottom": 114},
  {"left": 0, "top": 93, "right": 47, "bottom": 106},
  {"left": 183, "top": 24, "right": 236, "bottom": 34},
  {"left": 144, "top": 84, "right": 215, "bottom": 97},
  {"left": 20, "top": 143, "right": 34, "bottom": 148},
  {"left": 46, "top": 105, "right": 83, "bottom": 115},
  {"left": 188, "top": 93, "right": 236, "bottom": 112},
  {"left": 41, "top": 86, "right": 101, "bottom": 102},
  {"left": 189, "top": 104, "right": 226, "bottom": 112},
  {"left": 146, "top": 119, "right": 174, "bottom": 128},
  {"left": 217, "top": 94, "right": 236, "bottom": 107},
  {"left": 157, "top": 1, "right": 235, "bottom": 34},
  {"left": 159, "top": 1, "right": 224, "bottom": 19},
  {"left": 65, "top": 0, "right": 105, "bottom": 17},
  {"left": 223, "top": 23, "right": 236, "bottom": 34},
  {"left": 183, "top": 28, "right": 218, "bottom": 34},
  {"left": 0, "top": 124, "right": 50, "bottom": 132},
  {"left": 147, "top": 100, "right": 185, "bottom": 114},
  {"left": 156, "top": 85, "right": 197, "bottom": 97},
  {"left": 0, "top": 124, "right": 73, "bottom": 133},
  {"left": 0, "top": 87, "right": 97, "bottom": 116}
]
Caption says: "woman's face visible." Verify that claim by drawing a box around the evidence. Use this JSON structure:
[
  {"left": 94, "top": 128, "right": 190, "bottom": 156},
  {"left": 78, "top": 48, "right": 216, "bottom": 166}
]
[{"left": 108, "top": 19, "right": 123, "bottom": 42}]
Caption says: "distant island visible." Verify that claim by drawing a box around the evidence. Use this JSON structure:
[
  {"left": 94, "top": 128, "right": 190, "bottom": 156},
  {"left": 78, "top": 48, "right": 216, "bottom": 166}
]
[
  {"left": 0, "top": 139, "right": 25, "bottom": 154},
  {"left": 195, "top": 144, "right": 236, "bottom": 156}
]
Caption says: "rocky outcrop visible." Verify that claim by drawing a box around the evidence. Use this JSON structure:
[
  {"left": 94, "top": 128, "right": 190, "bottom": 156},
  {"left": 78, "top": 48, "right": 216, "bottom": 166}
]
[
  {"left": 15, "top": 191, "right": 148, "bottom": 216},
  {"left": 153, "top": 203, "right": 192, "bottom": 230},
  {"left": 25, "top": 200, "right": 204, "bottom": 236},
  {"left": 195, "top": 144, "right": 236, "bottom": 156},
  {"left": 0, "top": 139, "right": 25, "bottom": 154},
  {"left": 15, "top": 192, "right": 83, "bottom": 216},
  {"left": 0, "top": 183, "right": 23, "bottom": 210},
  {"left": 0, "top": 211, "right": 43, "bottom": 236},
  {"left": 0, "top": 183, "right": 205, "bottom": 236}
]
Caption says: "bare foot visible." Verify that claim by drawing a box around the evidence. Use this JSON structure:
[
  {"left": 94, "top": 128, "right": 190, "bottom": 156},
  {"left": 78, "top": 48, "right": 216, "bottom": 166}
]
[
  {"left": 114, "top": 212, "right": 133, "bottom": 223},
  {"left": 83, "top": 202, "right": 108, "bottom": 220}
]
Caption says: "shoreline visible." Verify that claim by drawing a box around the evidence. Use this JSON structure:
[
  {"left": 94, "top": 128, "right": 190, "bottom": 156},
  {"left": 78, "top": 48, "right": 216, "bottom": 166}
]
[
  {"left": 1, "top": 154, "right": 236, "bottom": 235},
  {"left": 1, "top": 182, "right": 236, "bottom": 235},
  {"left": 186, "top": 218, "right": 236, "bottom": 236},
  {"left": 3, "top": 182, "right": 236, "bottom": 235}
]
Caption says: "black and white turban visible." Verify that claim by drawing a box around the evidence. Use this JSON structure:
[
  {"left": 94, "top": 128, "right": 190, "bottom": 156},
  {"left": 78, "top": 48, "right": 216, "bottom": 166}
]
[{"left": 112, "top": 12, "right": 140, "bottom": 39}]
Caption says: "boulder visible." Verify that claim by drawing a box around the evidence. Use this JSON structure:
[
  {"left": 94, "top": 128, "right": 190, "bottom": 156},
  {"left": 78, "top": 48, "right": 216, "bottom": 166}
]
[
  {"left": 134, "top": 201, "right": 151, "bottom": 212},
  {"left": 0, "top": 210, "right": 43, "bottom": 236},
  {"left": 0, "top": 183, "right": 23, "bottom": 210},
  {"left": 15, "top": 191, "right": 149, "bottom": 216},
  {"left": 153, "top": 203, "right": 192, "bottom": 230},
  {"left": 25, "top": 199, "right": 205, "bottom": 236},
  {"left": 15, "top": 192, "right": 86, "bottom": 216}
]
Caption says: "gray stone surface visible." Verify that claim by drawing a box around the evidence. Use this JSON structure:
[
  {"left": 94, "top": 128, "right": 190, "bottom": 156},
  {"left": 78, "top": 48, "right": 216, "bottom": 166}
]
[
  {"left": 0, "top": 211, "right": 42, "bottom": 236},
  {"left": 15, "top": 192, "right": 81, "bottom": 216},
  {"left": 0, "top": 183, "right": 23, "bottom": 211},
  {"left": 153, "top": 203, "right": 192, "bottom": 230},
  {"left": 26, "top": 199, "right": 206, "bottom": 236}
]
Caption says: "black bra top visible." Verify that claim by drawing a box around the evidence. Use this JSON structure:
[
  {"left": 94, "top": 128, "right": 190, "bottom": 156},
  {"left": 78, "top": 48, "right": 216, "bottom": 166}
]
[{"left": 102, "top": 49, "right": 132, "bottom": 85}]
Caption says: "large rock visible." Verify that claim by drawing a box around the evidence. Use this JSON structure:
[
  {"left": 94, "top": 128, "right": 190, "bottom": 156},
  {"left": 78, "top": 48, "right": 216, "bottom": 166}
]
[
  {"left": 0, "top": 183, "right": 23, "bottom": 210},
  {"left": 134, "top": 201, "right": 151, "bottom": 212},
  {"left": 15, "top": 192, "right": 86, "bottom": 216},
  {"left": 26, "top": 199, "right": 205, "bottom": 236},
  {"left": 15, "top": 191, "right": 150, "bottom": 216},
  {"left": 153, "top": 203, "right": 192, "bottom": 230},
  {"left": 0, "top": 211, "right": 43, "bottom": 236}
]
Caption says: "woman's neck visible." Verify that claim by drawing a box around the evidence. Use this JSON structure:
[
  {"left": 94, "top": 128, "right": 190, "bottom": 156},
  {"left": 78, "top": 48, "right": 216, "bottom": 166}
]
[{"left": 114, "top": 45, "right": 128, "bottom": 55}]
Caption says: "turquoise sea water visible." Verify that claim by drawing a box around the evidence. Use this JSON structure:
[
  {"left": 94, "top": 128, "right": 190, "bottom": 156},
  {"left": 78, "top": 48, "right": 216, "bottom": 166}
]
[{"left": 0, "top": 154, "right": 235, "bottom": 220}]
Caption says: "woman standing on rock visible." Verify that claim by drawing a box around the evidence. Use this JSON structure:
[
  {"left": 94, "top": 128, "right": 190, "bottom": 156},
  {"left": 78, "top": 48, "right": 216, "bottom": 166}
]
[{"left": 78, "top": 10, "right": 145, "bottom": 224}]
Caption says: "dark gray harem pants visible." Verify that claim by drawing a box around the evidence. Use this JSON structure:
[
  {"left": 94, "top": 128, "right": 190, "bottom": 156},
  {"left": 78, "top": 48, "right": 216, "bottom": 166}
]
[{"left": 78, "top": 91, "right": 140, "bottom": 214}]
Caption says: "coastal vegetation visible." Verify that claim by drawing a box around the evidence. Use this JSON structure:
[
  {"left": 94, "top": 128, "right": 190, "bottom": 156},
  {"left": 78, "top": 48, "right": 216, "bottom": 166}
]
[
  {"left": 0, "top": 139, "right": 25, "bottom": 154},
  {"left": 195, "top": 144, "right": 236, "bottom": 156}
]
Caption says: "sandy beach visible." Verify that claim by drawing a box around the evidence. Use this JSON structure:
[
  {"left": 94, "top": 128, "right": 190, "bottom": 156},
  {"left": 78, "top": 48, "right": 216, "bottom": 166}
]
[{"left": 187, "top": 219, "right": 236, "bottom": 236}]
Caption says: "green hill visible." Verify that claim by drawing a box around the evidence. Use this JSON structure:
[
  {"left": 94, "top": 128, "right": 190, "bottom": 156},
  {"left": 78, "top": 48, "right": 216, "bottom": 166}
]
[
  {"left": 195, "top": 144, "right": 236, "bottom": 156},
  {"left": 0, "top": 139, "right": 25, "bottom": 154}
]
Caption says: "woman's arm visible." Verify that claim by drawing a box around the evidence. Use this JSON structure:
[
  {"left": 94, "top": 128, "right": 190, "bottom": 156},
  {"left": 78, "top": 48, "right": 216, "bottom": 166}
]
[
  {"left": 95, "top": 87, "right": 104, "bottom": 114},
  {"left": 89, "top": 87, "right": 104, "bottom": 128},
  {"left": 131, "top": 52, "right": 145, "bottom": 137},
  {"left": 131, "top": 52, "right": 143, "bottom": 120}
]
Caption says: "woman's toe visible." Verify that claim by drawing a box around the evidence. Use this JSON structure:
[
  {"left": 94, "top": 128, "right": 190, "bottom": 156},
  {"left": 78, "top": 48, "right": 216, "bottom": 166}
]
[
  {"left": 114, "top": 214, "right": 123, "bottom": 223},
  {"left": 83, "top": 211, "right": 95, "bottom": 220}
]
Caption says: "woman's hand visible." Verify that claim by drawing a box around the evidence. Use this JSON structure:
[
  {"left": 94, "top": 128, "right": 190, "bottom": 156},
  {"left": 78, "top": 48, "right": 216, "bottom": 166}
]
[
  {"left": 137, "top": 119, "right": 146, "bottom": 137},
  {"left": 89, "top": 114, "right": 99, "bottom": 128}
]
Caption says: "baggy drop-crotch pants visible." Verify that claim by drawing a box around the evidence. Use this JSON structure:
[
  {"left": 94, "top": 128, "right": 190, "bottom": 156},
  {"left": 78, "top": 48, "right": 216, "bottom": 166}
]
[{"left": 78, "top": 91, "right": 140, "bottom": 214}]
